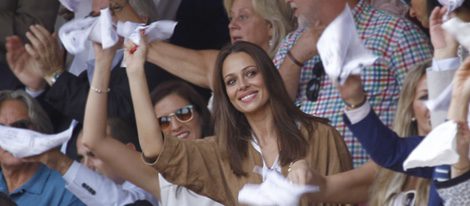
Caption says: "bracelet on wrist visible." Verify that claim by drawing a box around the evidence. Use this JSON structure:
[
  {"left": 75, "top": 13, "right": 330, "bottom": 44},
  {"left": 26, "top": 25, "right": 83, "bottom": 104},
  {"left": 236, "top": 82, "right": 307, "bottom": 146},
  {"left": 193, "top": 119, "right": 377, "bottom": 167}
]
[
  {"left": 90, "top": 86, "right": 110, "bottom": 94},
  {"left": 344, "top": 94, "right": 367, "bottom": 110},
  {"left": 287, "top": 50, "right": 304, "bottom": 67},
  {"left": 44, "top": 69, "right": 64, "bottom": 86}
]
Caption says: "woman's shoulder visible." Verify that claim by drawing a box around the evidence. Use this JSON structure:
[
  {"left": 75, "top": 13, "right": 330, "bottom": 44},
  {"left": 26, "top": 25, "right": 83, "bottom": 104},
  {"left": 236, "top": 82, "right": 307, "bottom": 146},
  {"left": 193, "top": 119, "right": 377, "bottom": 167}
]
[{"left": 304, "top": 116, "right": 337, "bottom": 134}]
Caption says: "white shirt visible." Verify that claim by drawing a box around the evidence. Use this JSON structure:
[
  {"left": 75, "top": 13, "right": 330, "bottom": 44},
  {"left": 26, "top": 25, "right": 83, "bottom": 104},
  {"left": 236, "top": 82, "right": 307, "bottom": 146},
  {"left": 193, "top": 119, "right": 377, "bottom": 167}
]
[
  {"left": 63, "top": 161, "right": 159, "bottom": 206},
  {"left": 158, "top": 174, "right": 222, "bottom": 206}
]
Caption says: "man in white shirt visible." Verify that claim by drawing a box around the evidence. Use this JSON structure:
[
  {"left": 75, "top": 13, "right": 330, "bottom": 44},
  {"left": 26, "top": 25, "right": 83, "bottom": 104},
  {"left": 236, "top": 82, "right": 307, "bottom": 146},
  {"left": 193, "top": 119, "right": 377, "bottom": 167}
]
[{"left": 29, "top": 118, "right": 159, "bottom": 206}]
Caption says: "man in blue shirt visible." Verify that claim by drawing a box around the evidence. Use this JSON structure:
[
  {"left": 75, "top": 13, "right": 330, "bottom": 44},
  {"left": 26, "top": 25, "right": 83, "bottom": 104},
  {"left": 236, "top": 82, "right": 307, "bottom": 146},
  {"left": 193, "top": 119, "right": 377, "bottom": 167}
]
[{"left": 0, "top": 90, "right": 84, "bottom": 206}]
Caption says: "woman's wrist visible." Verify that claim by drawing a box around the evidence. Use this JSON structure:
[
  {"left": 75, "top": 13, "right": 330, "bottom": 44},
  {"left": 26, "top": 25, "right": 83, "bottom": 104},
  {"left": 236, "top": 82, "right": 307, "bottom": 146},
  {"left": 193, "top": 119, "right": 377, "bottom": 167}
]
[
  {"left": 126, "top": 65, "right": 146, "bottom": 76},
  {"left": 433, "top": 48, "right": 458, "bottom": 60},
  {"left": 343, "top": 90, "right": 367, "bottom": 110}
]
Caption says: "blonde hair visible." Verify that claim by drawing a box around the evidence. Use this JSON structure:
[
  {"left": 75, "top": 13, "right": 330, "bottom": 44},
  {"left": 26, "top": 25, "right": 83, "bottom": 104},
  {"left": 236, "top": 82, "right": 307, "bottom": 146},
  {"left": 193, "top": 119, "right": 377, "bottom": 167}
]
[
  {"left": 368, "top": 63, "right": 431, "bottom": 206},
  {"left": 223, "top": 0, "right": 295, "bottom": 57}
]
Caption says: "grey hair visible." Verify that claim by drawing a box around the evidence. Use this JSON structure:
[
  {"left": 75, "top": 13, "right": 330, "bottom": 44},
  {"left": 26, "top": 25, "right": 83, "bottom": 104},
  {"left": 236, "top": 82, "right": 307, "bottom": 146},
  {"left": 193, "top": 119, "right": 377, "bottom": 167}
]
[
  {"left": 0, "top": 90, "right": 53, "bottom": 134},
  {"left": 129, "top": 0, "right": 160, "bottom": 23}
]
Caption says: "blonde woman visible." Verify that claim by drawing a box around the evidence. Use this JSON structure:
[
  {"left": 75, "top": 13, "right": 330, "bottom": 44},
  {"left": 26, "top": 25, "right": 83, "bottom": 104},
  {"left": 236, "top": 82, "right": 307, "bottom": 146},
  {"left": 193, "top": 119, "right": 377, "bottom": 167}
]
[
  {"left": 368, "top": 64, "right": 431, "bottom": 206},
  {"left": 308, "top": 64, "right": 431, "bottom": 205},
  {"left": 146, "top": 0, "right": 295, "bottom": 89}
]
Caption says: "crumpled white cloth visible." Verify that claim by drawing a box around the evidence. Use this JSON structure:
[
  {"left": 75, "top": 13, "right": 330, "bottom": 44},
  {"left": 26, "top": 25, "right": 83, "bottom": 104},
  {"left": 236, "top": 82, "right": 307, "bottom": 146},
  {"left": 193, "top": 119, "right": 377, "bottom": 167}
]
[
  {"left": 403, "top": 121, "right": 459, "bottom": 170},
  {"left": 0, "top": 121, "right": 76, "bottom": 158},
  {"left": 59, "top": 8, "right": 118, "bottom": 54},
  {"left": 59, "top": 7, "right": 177, "bottom": 55},
  {"left": 442, "top": 17, "right": 470, "bottom": 51},
  {"left": 316, "top": 4, "right": 377, "bottom": 85},
  {"left": 238, "top": 168, "right": 319, "bottom": 206},
  {"left": 116, "top": 20, "right": 177, "bottom": 45},
  {"left": 438, "top": 0, "right": 464, "bottom": 13}
]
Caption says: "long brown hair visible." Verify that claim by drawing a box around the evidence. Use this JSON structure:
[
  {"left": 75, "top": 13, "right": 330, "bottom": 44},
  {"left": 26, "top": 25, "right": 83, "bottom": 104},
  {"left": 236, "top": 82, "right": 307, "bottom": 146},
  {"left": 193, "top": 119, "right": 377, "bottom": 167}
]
[
  {"left": 369, "top": 62, "right": 431, "bottom": 206},
  {"left": 212, "top": 41, "right": 319, "bottom": 176}
]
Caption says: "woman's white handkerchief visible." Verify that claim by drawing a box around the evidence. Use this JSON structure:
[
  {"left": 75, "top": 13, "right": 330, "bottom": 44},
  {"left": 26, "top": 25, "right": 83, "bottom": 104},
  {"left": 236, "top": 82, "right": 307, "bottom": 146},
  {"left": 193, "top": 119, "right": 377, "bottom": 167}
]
[
  {"left": 443, "top": 17, "right": 470, "bottom": 51},
  {"left": 238, "top": 168, "right": 319, "bottom": 206},
  {"left": 116, "top": 20, "right": 178, "bottom": 45},
  {"left": 316, "top": 5, "right": 377, "bottom": 85},
  {"left": 403, "top": 121, "right": 459, "bottom": 170},
  {"left": 59, "top": 8, "right": 118, "bottom": 54}
]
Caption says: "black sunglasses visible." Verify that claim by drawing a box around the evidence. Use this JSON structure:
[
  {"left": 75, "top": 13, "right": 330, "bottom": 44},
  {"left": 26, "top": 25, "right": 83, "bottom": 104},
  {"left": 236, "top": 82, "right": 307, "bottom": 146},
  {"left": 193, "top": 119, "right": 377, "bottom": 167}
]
[{"left": 1, "top": 119, "right": 32, "bottom": 129}]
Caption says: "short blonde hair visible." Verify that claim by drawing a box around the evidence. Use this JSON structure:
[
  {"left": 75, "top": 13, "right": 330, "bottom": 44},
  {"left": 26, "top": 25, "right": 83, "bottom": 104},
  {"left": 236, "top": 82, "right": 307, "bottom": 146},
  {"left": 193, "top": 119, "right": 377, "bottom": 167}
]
[{"left": 224, "top": 0, "right": 295, "bottom": 57}]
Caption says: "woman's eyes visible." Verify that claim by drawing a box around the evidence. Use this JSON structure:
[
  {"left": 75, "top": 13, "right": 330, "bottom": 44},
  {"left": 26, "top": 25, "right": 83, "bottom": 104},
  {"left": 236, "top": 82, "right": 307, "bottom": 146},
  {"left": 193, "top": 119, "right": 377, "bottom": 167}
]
[
  {"left": 226, "top": 79, "right": 236, "bottom": 86},
  {"left": 238, "top": 14, "right": 248, "bottom": 21},
  {"left": 418, "top": 94, "right": 428, "bottom": 101},
  {"left": 246, "top": 70, "right": 257, "bottom": 77}
]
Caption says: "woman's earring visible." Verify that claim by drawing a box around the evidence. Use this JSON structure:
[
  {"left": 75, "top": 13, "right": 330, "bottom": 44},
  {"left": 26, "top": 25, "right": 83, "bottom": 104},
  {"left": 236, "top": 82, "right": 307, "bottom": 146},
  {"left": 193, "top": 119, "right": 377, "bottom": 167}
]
[
  {"left": 411, "top": 117, "right": 416, "bottom": 122},
  {"left": 268, "top": 38, "right": 274, "bottom": 48}
]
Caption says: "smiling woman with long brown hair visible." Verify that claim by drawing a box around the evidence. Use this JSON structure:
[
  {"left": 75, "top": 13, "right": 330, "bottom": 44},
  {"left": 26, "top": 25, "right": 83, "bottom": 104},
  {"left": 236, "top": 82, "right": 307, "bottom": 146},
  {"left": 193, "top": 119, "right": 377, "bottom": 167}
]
[{"left": 119, "top": 36, "right": 352, "bottom": 205}]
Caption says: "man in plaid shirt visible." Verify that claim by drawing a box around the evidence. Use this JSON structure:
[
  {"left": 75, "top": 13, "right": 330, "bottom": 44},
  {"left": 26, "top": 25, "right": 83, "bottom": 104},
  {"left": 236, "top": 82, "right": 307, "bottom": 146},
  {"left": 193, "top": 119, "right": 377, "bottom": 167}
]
[{"left": 277, "top": 0, "right": 432, "bottom": 167}]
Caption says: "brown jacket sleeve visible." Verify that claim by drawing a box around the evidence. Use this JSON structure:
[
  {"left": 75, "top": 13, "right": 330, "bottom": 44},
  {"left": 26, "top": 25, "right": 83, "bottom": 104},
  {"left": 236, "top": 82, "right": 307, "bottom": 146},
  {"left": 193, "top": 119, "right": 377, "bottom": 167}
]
[
  {"left": 303, "top": 121, "right": 353, "bottom": 206},
  {"left": 308, "top": 121, "right": 353, "bottom": 175},
  {"left": 153, "top": 135, "right": 236, "bottom": 205}
]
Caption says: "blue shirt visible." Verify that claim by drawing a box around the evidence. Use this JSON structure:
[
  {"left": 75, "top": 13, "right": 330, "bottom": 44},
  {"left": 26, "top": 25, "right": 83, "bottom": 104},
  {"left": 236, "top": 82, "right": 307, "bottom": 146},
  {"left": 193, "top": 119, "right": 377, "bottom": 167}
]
[
  {"left": 344, "top": 110, "right": 448, "bottom": 206},
  {"left": 0, "top": 164, "right": 84, "bottom": 206}
]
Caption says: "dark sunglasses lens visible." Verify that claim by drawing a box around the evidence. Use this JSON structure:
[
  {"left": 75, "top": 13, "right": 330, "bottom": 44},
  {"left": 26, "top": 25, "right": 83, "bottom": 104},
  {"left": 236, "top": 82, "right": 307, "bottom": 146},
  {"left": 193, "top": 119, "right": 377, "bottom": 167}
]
[
  {"left": 175, "top": 107, "right": 193, "bottom": 122},
  {"left": 10, "top": 120, "right": 31, "bottom": 129},
  {"left": 158, "top": 117, "right": 171, "bottom": 129}
]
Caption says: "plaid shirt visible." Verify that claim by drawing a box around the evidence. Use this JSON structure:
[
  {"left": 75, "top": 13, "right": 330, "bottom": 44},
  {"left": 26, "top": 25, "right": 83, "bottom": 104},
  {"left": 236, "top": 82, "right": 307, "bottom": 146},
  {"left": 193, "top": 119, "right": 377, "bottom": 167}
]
[{"left": 273, "top": 0, "right": 432, "bottom": 167}]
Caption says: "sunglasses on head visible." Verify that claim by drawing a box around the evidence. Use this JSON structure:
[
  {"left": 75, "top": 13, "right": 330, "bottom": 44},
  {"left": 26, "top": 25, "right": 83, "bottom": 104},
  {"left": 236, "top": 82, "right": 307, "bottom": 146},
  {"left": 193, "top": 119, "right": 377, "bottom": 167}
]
[
  {"left": 1, "top": 119, "right": 32, "bottom": 129},
  {"left": 158, "top": 105, "right": 194, "bottom": 129}
]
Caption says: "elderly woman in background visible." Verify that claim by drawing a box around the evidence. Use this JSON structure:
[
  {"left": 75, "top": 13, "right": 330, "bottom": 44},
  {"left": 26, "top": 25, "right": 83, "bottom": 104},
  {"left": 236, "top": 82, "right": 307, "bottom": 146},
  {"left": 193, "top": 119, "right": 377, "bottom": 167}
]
[{"left": 146, "top": 0, "right": 296, "bottom": 89}]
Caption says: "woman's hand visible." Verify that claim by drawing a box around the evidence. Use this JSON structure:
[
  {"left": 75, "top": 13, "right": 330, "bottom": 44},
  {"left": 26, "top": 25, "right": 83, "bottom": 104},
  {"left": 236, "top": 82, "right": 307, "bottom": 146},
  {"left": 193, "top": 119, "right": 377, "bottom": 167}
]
[
  {"left": 452, "top": 57, "right": 470, "bottom": 102},
  {"left": 287, "top": 159, "right": 313, "bottom": 185},
  {"left": 93, "top": 39, "right": 121, "bottom": 66},
  {"left": 449, "top": 57, "right": 470, "bottom": 177},
  {"left": 336, "top": 75, "right": 366, "bottom": 108},
  {"left": 430, "top": 7, "right": 459, "bottom": 59},
  {"left": 453, "top": 122, "right": 470, "bottom": 177},
  {"left": 124, "top": 30, "right": 148, "bottom": 75}
]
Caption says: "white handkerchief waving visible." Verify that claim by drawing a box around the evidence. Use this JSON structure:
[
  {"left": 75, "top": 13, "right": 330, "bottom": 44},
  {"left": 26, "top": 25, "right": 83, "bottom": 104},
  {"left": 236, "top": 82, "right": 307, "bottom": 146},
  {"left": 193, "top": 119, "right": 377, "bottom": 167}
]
[
  {"left": 438, "top": 0, "right": 465, "bottom": 12},
  {"left": 238, "top": 169, "right": 319, "bottom": 206},
  {"left": 117, "top": 20, "right": 177, "bottom": 45},
  {"left": 403, "top": 121, "right": 459, "bottom": 170},
  {"left": 59, "top": 8, "right": 118, "bottom": 54},
  {"left": 0, "top": 121, "right": 76, "bottom": 158},
  {"left": 316, "top": 5, "right": 377, "bottom": 85},
  {"left": 442, "top": 17, "right": 470, "bottom": 51}
]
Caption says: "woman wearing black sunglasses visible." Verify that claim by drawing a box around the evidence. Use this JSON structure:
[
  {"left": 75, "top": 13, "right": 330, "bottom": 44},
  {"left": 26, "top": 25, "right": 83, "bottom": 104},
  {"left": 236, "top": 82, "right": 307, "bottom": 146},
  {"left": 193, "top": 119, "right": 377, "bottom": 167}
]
[
  {"left": 105, "top": 32, "right": 352, "bottom": 205},
  {"left": 80, "top": 40, "right": 222, "bottom": 205}
]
